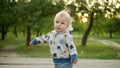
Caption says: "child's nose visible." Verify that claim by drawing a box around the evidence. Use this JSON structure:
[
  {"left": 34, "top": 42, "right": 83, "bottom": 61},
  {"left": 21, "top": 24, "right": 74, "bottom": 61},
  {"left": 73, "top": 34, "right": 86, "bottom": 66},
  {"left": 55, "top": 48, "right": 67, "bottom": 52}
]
[{"left": 57, "top": 23, "right": 61, "bottom": 26}]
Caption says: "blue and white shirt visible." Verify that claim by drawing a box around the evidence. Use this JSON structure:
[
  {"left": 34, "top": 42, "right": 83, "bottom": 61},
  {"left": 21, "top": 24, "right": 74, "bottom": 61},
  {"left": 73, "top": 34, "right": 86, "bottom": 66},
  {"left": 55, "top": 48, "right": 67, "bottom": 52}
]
[{"left": 31, "top": 30, "right": 77, "bottom": 63}]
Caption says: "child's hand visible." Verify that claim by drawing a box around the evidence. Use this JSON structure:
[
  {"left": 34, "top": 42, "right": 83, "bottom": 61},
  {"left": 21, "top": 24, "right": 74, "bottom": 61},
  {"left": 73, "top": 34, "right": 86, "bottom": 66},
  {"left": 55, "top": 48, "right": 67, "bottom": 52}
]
[
  {"left": 71, "top": 60, "right": 77, "bottom": 64},
  {"left": 29, "top": 41, "right": 34, "bottom": 47}
]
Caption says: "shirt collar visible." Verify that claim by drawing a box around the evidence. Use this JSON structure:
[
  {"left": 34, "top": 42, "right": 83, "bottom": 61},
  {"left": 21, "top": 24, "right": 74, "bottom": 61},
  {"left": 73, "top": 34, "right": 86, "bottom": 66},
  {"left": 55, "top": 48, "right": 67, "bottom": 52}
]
[{"left": 52, "top": 30, "right": 67, "bottom": 34}]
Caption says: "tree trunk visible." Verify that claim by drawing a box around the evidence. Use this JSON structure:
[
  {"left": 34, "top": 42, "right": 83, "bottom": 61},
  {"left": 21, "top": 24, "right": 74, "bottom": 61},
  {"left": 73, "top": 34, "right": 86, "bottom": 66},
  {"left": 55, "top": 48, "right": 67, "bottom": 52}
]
[
  {"left": 36, "top": 30, "right": 42, "bottom": 37},
  {"left": 81, "top": 12, "right": 94, "bottom": 46},
  {"left": 109, "top": 31, "right": 112, "bottom": 38},
  {"left": 26, "top": 26, "right": 31, "bottom": 46},
  {"left": 36, "top": 30, "right": 40, "bottom": 37},
  {"left": 1, "top": 26, "right": 5, "bottom": 40},
  {"left": 1, "top": 25, "right": 7, "bottom": 40}
]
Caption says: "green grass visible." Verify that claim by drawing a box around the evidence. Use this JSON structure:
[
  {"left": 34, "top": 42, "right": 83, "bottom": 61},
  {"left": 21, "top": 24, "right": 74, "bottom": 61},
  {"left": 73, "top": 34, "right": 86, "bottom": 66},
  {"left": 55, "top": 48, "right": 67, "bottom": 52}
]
[
  {"left": 77, "top": 45, "right": 118, "bottom": 59},
  {"left": 74, "top": 36, "right": 119, "bottom": 59},
  {"left": 17, "top": 44, "right": 51, "bottom": 58},
  {"left": 0, "top": 34, "right": 120, "bottom": 59}
]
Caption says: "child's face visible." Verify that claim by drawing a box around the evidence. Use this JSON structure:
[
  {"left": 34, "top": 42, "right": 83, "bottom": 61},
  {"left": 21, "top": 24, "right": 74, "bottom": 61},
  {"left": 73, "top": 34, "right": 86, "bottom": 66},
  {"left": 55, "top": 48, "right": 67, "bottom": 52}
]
[
  {"left": 54, "top": 19, "right": 68, "bottom": 32},
  {"left": 54, "top": 17, "right": 69, "bottom": 32}
]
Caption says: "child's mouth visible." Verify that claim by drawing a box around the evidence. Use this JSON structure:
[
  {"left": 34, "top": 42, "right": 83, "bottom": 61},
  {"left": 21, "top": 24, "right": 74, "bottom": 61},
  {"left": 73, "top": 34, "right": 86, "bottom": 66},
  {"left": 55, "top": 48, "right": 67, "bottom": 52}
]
[{"left": 57, "top": 27, "right": 60, "bottom": 29}]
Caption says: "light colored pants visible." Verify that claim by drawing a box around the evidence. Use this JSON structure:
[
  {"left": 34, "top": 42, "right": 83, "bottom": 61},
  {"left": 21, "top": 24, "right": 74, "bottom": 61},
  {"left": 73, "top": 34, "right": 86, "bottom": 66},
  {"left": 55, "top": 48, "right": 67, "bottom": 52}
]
[{"left": 54, "top": 62, "right": 73, "bottom": 68}]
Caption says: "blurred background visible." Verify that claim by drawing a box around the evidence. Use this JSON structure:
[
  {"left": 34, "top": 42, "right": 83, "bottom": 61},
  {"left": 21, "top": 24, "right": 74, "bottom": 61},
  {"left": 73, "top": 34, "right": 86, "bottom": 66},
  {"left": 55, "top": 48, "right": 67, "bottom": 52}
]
[{"left": 0, "top": 0, "right": 120, "bottom": 59}]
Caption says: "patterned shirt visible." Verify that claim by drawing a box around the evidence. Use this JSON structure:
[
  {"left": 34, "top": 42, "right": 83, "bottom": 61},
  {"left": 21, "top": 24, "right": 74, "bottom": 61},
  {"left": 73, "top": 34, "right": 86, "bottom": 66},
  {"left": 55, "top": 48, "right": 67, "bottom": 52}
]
[{"left": 32, "top": 30, "right": 77, "bottom": 63}]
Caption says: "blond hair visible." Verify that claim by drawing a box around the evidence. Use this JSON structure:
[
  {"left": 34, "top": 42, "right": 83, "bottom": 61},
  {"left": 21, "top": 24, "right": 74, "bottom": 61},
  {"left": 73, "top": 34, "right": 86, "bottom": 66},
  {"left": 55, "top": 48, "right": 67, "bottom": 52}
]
[
  {"left": 60, "top": 9, "right": 73, "bottom": 31},
  {"left": 54, "top": 11, "right": 71, "bottom": 27}
]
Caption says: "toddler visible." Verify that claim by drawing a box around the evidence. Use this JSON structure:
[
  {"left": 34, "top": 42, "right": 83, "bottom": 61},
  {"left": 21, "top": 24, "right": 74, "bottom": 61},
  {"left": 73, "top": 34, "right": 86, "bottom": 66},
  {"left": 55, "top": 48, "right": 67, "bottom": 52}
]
[{"left": 29, "top": 9, "right": 78, "bottom": 68}]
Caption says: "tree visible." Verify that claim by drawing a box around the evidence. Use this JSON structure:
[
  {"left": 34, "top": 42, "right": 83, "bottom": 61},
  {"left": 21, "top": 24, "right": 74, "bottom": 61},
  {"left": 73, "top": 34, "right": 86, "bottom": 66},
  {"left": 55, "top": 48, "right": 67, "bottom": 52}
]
[
  {"left": 106, "top": 18, "right": 120, "bottom": 37},
  {"left": 104, "top": 0, "right": 120, "bottom": 38},
  {"left": 92, "top": 13, "right": 106, "bottom": 37},
  {"left": 72, "top": 0, "right": 120, "bottom": 46},
  {"left": 0, "top": 0, "right": 17, "bottom": 40},
  {"left": 16, "top": 0, "right": 43, "bottom": 45},
  {"left": 16, "top": 0, "right": 61, "bottom": 45}
]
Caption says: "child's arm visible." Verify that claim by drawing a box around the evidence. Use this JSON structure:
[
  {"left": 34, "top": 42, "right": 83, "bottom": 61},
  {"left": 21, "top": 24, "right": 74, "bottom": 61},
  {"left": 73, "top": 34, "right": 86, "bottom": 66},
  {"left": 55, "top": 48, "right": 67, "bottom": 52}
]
[
  {"left": 29, "top": 33, "right": 50, "bottom": 46},
  {"left": 29, "top": 37, "right": 42, "bottom": 46},
  {"left": 65, "top": 34, "right": 78, "bottom": 64}
]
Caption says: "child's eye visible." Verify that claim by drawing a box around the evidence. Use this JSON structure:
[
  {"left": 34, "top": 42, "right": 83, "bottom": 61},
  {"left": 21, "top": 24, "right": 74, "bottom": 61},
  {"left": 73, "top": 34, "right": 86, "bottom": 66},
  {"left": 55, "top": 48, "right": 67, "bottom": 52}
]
[
  {"left": 56, "top": 21, "right": 59, "bottom": 23},
  {"left": 61, "top": 22, "right": 64, "bottom": 24}
]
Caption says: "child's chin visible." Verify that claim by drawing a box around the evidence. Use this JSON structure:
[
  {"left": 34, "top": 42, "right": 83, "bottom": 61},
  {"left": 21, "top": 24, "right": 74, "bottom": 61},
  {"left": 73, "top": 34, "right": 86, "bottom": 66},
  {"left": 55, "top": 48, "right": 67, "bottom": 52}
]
[{"left": 56, "top": 30, "right": 62, "bottom": 32}]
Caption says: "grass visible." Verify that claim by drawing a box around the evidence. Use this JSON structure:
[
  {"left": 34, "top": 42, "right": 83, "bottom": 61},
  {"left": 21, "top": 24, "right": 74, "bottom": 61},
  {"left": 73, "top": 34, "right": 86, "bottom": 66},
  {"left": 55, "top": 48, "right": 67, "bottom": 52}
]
[
  {"left": 77, "top": 44, "right": 118, "bottom": 59},
  {"left": 74, "top": 36, "right": 119, "bottom": 59},
  {"left": 0, "top": 33, "right": 120, "bottom": 59},
  {"left": 17, "top": 44, "right": 51, "bottom": 58}
]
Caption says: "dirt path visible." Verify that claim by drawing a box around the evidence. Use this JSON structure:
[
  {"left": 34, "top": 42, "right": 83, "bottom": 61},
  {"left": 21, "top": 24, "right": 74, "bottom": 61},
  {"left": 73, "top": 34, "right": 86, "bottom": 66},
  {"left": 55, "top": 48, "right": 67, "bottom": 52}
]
[
  {"left": 97, "top": 39, "right": 120, "bottom": 48},
  {"left": 0, "top": 45, "right": 20, "bottom": 57},
  {"left": 89, "top": 37, "right": 120, "bottom": 49}
]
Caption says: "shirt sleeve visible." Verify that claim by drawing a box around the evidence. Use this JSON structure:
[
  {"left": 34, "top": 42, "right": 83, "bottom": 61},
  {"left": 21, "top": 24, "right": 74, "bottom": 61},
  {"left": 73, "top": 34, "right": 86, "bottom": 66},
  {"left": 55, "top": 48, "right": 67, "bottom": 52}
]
[
  {"left": 65, "top": 33, "right": 77, "bottom": 60},
  {"left": 31, "top": 32, "right": 50, "bottom": 45}
]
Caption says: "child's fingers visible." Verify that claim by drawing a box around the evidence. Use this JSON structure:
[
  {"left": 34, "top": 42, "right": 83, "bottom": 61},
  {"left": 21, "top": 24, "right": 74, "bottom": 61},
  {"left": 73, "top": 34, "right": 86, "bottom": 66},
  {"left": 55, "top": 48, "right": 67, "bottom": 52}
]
[
  {"left": 29, "top": 42, "right": 33, "bottom": 47},
  {"left": 71, "top": 60, "right": 77, "bottom": 64}
]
